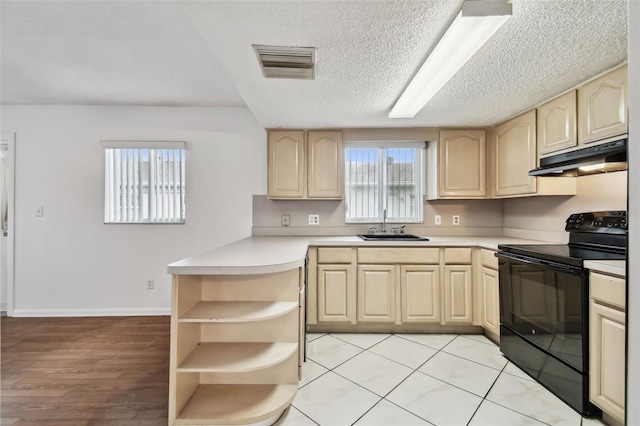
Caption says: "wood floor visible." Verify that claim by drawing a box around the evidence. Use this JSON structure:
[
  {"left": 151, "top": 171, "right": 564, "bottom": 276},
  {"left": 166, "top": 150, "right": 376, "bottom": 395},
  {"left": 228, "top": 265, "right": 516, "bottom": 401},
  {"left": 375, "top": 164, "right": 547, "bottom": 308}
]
[{"left": 1, "top": 316, "right": 170, "bottom": 426}]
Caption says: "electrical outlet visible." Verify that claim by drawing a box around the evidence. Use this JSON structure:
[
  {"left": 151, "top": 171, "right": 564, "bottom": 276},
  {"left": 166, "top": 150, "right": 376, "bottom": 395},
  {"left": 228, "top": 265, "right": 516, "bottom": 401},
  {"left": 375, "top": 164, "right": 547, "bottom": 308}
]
[
  {"left": 36, "top": 206, "right": 44, "bottom": 217},
  {"left": 146, "top": 279, "right": 154, "bottom": 290},
  {"left": 281, "top": 214, "right": 290, "bottom": 227},
  {"left": 435, "top": 215, "right": 442, "bottom": 225},
  {"left": 308, "top": 214, "right": 320, "bottom": 225},
  {"left": 453, "top": 215, "right": 460, "bottom": 225}
]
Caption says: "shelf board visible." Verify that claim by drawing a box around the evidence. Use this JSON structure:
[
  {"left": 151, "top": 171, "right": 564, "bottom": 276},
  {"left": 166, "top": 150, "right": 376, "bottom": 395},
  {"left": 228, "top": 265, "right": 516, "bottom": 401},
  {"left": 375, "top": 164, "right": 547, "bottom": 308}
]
[
  {"left": 176, "top": 383, "right": 297, "bottom": 425},
  {"left": 177, "top": 342, "right": 298, "bottom": 373},
  {"left": 179, "top": 301, "right": 298, "bottom": 323}
]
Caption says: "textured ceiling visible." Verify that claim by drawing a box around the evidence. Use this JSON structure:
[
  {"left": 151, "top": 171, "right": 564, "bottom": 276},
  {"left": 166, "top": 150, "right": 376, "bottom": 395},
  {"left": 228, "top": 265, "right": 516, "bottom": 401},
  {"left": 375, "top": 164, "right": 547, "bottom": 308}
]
[{"left": 0, "top": 1, "right": 628, "bottom": 129}]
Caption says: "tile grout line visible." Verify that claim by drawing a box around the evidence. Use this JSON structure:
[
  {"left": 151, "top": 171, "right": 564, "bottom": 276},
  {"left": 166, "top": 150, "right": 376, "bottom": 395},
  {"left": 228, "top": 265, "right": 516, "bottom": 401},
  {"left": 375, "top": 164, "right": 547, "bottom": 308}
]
[
  {"left": 470, "top": 361, "right": 556, "bottom": 426},
  {"left": 301, "top": 333, "right": 589, "bottom": 426}
]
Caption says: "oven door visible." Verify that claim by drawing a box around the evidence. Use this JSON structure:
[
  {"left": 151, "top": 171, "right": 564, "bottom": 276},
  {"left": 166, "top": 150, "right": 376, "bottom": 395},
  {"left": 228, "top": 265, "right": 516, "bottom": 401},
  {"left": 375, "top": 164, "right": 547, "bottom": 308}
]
[{"left": 497, "top": 251, "right": 587, "bottom": 371}]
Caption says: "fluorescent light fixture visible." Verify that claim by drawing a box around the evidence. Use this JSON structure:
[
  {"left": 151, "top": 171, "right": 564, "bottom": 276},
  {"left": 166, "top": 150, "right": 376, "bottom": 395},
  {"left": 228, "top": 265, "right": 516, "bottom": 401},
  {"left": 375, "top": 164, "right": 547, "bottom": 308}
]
[{"left": 389, "top": 0, "right": 512, "bottom": 118}]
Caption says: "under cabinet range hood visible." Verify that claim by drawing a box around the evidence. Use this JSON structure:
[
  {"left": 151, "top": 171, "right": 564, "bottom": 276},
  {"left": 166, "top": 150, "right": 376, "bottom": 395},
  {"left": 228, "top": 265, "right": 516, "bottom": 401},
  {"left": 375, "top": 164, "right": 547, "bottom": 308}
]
[{"left": 529, "top": 138, "right": 627, "bottom": 177}]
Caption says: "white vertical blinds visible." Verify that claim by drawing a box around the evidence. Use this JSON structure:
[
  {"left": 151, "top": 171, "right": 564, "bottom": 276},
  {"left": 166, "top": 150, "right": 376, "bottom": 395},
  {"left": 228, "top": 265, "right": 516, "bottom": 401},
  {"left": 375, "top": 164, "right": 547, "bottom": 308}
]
[
  {"left": 101, "top": 141, "right": 186, "bottom": 224},
  {"left": 345, "top": 143, "right": 424, "bottom": 224}
]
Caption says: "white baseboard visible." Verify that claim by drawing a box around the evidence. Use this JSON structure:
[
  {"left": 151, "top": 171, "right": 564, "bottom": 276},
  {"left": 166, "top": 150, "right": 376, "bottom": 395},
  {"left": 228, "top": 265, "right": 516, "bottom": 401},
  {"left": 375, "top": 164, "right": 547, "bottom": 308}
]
[{"left": 11, "top": 307, "right": 171, "bottom": 317}]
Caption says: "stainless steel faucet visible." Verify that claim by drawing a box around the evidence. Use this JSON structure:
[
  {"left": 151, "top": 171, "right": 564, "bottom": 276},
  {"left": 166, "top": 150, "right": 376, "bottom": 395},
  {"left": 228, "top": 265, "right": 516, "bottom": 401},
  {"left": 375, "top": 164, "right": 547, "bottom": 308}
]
[{"left": 382, "top": 208, "right": 387, "bottom": 233}]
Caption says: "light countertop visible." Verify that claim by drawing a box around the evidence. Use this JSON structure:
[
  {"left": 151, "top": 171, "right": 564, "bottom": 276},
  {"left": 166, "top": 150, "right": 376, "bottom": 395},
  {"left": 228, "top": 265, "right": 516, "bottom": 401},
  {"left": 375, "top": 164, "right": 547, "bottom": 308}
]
[
  {"left": 167, "top": 235, "right": 549, "bottom": 275},
  {"left": 584, "top": 260, "right": 626, "bottom": 277}
]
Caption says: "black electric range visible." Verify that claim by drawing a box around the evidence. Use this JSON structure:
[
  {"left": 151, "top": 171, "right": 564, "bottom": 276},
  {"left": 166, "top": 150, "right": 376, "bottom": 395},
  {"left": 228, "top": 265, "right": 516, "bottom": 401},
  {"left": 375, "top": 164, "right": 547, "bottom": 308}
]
[{"left": 496, "top": 211, "right": 627, "bottom": 416}]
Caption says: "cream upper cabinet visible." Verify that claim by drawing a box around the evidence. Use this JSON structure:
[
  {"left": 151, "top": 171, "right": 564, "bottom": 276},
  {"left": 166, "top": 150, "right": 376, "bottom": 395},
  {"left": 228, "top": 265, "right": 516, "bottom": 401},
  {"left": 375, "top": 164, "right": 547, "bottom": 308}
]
[
  {"left": 268, "top": 130, "right": 306, "bottom": 199},
  {"left": 537, "top": 91, "right": 577, "bottom": 155},
  {"left": 267, "top": 129, "right": 343, "bottom": 200},
  {"left": 578, "top": 64, "right": 628, "bottom": 145},
  {"left": 307, "top": 130, "right": 344, "bottom": 199},
  {"left": 400, "top": 265, "right": 440, "bottom": 323},
  {"left": 437, "top": 129, "right": 486, "bottom": 198},
  {"left": 492, "top": 110, "right": 537, "bottom": 197},
  {"left": 589, "top": 271, "right": 626, "bottom": 425}
]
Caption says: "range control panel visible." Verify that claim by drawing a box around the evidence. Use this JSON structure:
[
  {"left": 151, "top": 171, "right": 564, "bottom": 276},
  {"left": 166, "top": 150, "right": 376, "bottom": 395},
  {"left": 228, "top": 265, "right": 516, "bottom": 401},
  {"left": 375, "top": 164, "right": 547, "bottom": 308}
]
[{"left": 566, "top": 211, "right": 627, "bottom": 233}]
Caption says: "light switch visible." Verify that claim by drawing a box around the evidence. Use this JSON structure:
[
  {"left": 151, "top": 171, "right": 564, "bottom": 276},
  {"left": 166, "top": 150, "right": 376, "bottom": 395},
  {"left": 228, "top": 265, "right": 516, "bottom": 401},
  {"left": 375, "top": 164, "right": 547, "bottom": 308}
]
[{"left": 36, "top": 206, "right": 44, "bottom": 217}]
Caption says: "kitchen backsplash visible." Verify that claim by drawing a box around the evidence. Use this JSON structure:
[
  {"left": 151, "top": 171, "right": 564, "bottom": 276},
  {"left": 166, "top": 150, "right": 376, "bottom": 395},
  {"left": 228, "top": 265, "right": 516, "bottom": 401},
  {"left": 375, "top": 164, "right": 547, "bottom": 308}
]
[
  {"left": 252, "top": 195, "right": 505, "bottom": 237},
  {"left": 503, "top": 171, "right": 628, "bottom": 243},
  {"left": 252, "top": 171, "right": 627, "bottom": 242}
]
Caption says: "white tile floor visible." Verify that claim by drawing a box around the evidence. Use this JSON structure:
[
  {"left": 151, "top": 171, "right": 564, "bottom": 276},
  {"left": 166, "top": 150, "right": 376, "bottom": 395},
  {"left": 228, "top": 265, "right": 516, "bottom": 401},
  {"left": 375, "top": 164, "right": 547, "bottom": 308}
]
[{"left": 275, "top": 333, "right": 608, "bottom": 426}]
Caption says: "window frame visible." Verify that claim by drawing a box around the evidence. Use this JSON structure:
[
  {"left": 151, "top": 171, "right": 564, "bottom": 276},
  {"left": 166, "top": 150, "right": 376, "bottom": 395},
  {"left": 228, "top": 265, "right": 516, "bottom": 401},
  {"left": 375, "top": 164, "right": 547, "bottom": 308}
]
[
  {"left": 101, "top": 140, "right": 186, "bottom": 224},
  {"left": 344, "top": 141, "right": 425, "bottom": 224}
]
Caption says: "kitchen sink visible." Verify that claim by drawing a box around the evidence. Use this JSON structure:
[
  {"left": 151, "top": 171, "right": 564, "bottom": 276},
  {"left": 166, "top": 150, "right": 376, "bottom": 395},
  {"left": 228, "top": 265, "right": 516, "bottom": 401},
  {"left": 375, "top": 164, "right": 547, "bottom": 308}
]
[{"left": 357, "top": 233, "right": 429, "bottom": 241}]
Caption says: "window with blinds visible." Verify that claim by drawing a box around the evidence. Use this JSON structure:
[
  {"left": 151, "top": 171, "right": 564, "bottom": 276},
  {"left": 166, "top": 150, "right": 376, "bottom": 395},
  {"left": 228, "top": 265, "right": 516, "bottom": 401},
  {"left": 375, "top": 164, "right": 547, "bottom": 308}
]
[
  {"left": 101, "top": 141, "right": 186, "bottom": 224},
  {"left": 344, "top": 142, "right": 424, "bottom": 224}
]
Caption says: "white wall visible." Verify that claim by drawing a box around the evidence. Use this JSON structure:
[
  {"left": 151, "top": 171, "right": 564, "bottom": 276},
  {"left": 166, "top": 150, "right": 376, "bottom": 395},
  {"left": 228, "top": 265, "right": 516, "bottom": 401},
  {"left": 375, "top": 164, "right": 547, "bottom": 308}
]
[{"left": 1, "top": 105, "right": 266, "bottom": 316}]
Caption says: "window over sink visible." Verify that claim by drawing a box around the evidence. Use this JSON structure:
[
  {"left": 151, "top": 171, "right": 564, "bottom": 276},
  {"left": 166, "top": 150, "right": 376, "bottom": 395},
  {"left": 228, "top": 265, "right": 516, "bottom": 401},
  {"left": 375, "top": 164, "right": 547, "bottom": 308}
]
[{"left": 344, "top": 141, "right": 424, "bottom": 224}]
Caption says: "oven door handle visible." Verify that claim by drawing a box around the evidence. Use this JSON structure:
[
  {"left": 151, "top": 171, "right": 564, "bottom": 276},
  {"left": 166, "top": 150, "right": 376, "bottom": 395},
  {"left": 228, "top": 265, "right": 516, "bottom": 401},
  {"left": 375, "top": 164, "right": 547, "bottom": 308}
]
[{"left": 495, "top": 251, "right": 582, "bottom": 275}]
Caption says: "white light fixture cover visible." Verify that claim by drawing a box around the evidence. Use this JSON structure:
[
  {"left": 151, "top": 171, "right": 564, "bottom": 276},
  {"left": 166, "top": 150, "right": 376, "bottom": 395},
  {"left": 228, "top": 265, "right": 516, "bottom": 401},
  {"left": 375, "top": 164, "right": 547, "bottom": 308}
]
[{"left": 389, "top": 0, "right": 512, "bottom": 118}]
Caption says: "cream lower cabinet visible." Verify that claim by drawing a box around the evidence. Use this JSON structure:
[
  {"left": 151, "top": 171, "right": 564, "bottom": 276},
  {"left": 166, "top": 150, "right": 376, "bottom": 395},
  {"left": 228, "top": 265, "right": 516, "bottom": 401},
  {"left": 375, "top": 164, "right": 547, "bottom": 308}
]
[
  {"left": 357, "top": 265, "right": 398, "bottom": 323},
  {"left": 400, "top": 265, "right": 440, "bottom": 323},
  {"left": 308, "top": 247, "right": 356, "bottom": 325},
  {"left": 589, "top": 271, "right": 626, "bottom": 426},
  {"left": 169, "top": 269, "right": 303, "bottom": 425},
  {"left": 443, "top": 265, "right": 473, "bottom": 324},
  {"left": 317, "top": 264, "right": 356, "bottom": 323},
  {"left": 442, "top": 248, "right": 473, "bottom": 325},
  {"left": 479, "top": 249, "right": 500, "bottom": 340},
  {"left": 308, "top": 246, "right": 480, "bottom": 331}
]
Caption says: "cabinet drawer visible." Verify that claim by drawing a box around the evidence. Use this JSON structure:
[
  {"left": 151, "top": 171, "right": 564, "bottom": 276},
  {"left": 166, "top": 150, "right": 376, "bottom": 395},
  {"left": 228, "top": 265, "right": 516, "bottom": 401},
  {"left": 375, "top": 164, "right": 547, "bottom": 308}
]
[
  {"left": 358, "top": 248, "right": 439, "bottom": 264},
  {"left": 444, "top": 248, "right": 472, "bottom": 264},
  {"left": 590, "top": 272, "right": 625, "bottom": 309},
  {"left": 317, "top": 247, "right": 352, "bottom": 264},
  {"left": 481, "top": 249, "right": 498, "bottom": 269}
]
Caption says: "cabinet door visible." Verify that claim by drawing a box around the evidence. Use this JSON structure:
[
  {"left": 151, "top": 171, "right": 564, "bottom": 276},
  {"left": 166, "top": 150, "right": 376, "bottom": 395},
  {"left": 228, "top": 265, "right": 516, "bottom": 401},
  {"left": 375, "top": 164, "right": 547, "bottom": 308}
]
[
  {"left": 317, "top": 264, "right": 356, "bottom": 323},
  {"left": 307, "top": 130, "right": 343, "bottom": 199},
  {"left": 357, "top": 265, "right": 397, "bottom": 323},
  {"left": 438, "top": 130, "right": 486, "bottom": 198},
  {"left": 268, "top": 130, "right": 305, "bottom": 198},
  {"left": 537, "top": 90, "right": 577, "bottom": 155},
  {"left": 481, "top": 267, "right": 500, "bottom": 335},
  {"left": 443, "top": 265, "right": 473, "bottom": 324},
  {"left": 493, "top": 110, "right": 537, "bottom": 197},
  {"left": 578, "top": 65, "right": 628, "bottom": 145},
  {"left": 400, "top": 265, "right": 440, "bottom": 323},
  {"left": 589, "top": 301, "right": 626, "bottom": 424}
]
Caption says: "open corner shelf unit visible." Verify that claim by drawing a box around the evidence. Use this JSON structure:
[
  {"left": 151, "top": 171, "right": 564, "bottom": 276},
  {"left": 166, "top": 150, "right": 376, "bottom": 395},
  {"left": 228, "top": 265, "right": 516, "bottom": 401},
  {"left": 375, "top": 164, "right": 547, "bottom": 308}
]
[{"left": 169, "top": 268, "right": 304, "bottom": 425}]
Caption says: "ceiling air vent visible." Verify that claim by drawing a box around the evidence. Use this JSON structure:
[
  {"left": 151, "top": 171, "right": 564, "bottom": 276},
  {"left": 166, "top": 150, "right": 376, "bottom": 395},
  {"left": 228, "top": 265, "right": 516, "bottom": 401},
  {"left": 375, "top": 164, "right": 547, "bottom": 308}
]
[{"left": 253, "top": 45, "right": 316, "bottom": 80}]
